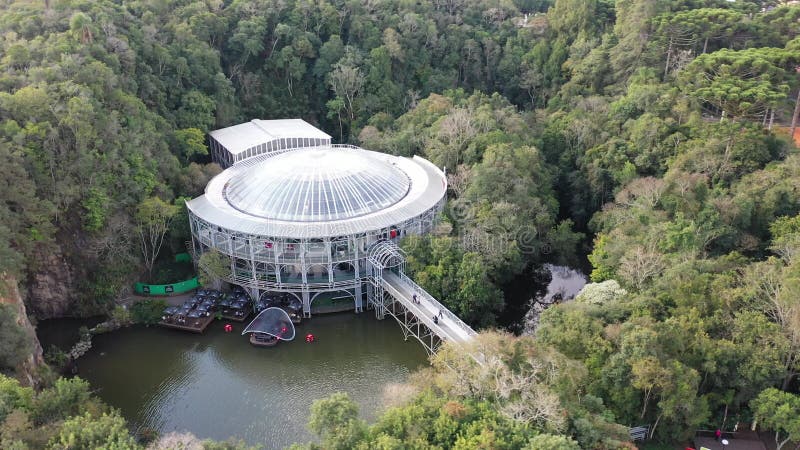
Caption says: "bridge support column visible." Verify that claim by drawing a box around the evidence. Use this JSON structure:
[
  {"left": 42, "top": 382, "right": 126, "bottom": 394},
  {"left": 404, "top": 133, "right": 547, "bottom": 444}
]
[
  {"left": 354, "top": 283, "right": 363, "bottom": 312},
  {"left": 249, "top": 287, "right": 260, "bottom": 310},
  {"left": 302, "top": 290, "right": 311, "bottom": 318}
]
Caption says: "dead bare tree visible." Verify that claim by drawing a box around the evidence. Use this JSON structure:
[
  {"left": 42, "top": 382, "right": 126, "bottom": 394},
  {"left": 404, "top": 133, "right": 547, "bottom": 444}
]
[{"left": 618, "top": 245, "right": 666, "bottom": 291}]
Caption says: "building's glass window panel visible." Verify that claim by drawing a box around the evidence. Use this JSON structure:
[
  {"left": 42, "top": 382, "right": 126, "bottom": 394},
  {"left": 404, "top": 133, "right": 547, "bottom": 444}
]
[{"left": 224, "top": 147, "right": 411, "bottom": 222}]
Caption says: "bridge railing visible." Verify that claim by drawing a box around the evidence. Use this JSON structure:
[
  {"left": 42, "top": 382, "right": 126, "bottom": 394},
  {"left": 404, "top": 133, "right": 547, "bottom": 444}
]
[{"left": 397, "top": 272, "right": 478, "bottom": 339}]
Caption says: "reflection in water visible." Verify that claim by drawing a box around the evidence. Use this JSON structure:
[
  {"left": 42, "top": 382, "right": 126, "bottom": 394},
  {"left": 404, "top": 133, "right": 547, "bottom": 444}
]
[
  {"left": 540, "top": 264, "right": 589, "bottom": 303},
  {"left": 523, "top": 265, "right": 588, "bottom": 334},
  {"left": 36, "top": 317, "right": 105, "bottom": 351},
  {"left": 73, "top": 313, "right": 427, "bottom": 449}
]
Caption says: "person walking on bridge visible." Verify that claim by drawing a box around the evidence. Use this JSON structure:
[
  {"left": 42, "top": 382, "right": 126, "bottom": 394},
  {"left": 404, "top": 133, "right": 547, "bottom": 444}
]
[{"left": 438, "top": 309, "right": 443, "bottom": 319}]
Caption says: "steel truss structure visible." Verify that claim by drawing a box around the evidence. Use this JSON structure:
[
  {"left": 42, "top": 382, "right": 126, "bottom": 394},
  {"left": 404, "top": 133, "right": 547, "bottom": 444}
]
[
  {"left": 187, "top": 140, "right": 447, "bottom": 317},
  {"left": 366, "top": 241, "right": 441, "bottom": 354},
  {"left": 376, "top": 293, "right": 443, "bottom": 355},
  {"left": 365, "top": 240, "right": 479, "bottom": 355}
]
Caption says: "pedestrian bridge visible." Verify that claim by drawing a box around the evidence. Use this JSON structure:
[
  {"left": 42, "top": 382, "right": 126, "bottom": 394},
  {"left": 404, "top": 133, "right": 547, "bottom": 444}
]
[{"left": 366, "top": 241, "right": 477, "bottom": 354}]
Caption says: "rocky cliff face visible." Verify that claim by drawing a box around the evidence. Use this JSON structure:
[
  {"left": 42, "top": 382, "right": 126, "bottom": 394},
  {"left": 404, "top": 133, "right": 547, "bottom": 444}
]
[
  {"left": 1, "top": 276, "right": 45, "bottom": 388},
  {"left": 26, "top": 245, "right": 76, "bottom": 319}
]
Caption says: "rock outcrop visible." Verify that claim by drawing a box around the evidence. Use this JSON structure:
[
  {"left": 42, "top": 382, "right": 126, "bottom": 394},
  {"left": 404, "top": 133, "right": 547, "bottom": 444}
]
[
  {"left": 27, "top": 245, "right": 76, "bottom": 319},
  {"left": 1, "top": 275, "right": 45, "bottom": 387}
]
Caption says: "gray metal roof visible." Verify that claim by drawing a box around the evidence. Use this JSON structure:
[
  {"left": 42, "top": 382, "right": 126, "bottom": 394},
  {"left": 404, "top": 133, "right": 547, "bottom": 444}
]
[
  {"left": 187, "top": 145, "right": 447, "bottom": 238},
  {"left": 209, "top": 119, "right": 331, "bottom": 156},
  {"left": 225, "top": 147, "right": 410, "bottom": 222}
]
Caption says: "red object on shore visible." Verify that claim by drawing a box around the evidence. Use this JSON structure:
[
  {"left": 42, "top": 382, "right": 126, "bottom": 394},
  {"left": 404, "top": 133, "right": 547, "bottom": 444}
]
[
  {"left": 305, "top": 333, "right": 315, "bottom": 342},
  {"left": 224, "top": 323, "right": 233, "bottom": 333}
]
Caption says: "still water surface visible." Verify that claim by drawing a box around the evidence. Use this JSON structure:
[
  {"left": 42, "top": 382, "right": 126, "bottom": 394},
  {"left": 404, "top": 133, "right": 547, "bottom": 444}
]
[{"left": 44, "top": 313, "right": 427, "bottom": 449}]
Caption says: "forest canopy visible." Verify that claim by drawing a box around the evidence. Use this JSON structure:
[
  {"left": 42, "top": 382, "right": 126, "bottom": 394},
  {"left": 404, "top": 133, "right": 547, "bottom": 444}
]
[{"left": 1, "top": 0, "right": 800, "bottom": 447}]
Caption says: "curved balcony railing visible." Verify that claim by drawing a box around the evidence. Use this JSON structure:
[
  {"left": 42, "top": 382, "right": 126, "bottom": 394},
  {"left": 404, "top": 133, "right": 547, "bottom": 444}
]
[{"left": 225, "top": 271, "right": 361, "bottom": 291}]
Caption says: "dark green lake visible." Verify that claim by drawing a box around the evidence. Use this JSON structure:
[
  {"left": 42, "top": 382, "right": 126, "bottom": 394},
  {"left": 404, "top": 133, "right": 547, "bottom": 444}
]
[{"left": 39, "top": 313, "right": 427, "bottom": 449}]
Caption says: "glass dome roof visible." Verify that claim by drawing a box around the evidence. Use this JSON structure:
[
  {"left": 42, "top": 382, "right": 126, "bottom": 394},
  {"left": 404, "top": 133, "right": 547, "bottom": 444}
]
[{"left": 224, "top": 147, "right": 411, "bottom": 222}]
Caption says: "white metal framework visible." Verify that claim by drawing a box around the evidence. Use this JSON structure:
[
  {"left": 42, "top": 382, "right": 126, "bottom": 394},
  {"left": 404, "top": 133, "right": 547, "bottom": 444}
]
[
  {"left": 209, "top": 119, "right": 331, "bottom": 167},
  {"left": 224, "top": 147, "right": 411, "bottom": 222},
  {"left": 366, "top": 241, "right": 478, "bottom": 355},
  {"left": 241, "top": 307, "right": 296, "bottom": 341},
  {"left": 187, "top": 133, "right": 447, "bottom": 318}
]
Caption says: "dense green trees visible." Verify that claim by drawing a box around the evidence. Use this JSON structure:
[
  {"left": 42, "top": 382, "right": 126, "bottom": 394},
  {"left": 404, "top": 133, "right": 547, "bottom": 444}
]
[
  {"left": 0, "top": 0, "right": 253, "bottom": 307},
  {"left": 0, "top": 375, "right": 108, "bottom": 448},
  {"left": 0, "top": 0, "right": 797, "bottom": 317},
  {"left": 295, "top": 333, "right": 629, "bottom": 449},
  {"left": 1, "top": 0, "right": 800, "bottom": 447},
  {"left": 751, "top": 388, "right": 800, "bottom": 450},
  {"left": 0, "top": 374, "right": 255, "bottom": 449},
  {"left": 680, "top": 47, "right": 798, "bottom": 121},
  {"left": 48, "top": 412, "right": 138, "bottom": 450},
  {"left": 198, "top": 248, "right": 231, "bottom": 290},
  {"left": 520, "top": 2, "right": 800, "bottom": 444},
  {"left": 567, "top": 201, "right": 800, "bottom": 439},
  {"left": 368, "top": 90, "right": 583, "bottom": 327}
]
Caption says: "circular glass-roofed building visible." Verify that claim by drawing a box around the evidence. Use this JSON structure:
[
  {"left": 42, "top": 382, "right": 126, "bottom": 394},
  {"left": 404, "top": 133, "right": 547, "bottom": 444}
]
[{"left": 187, "top": 120, "right": 447, "bottom": 317}]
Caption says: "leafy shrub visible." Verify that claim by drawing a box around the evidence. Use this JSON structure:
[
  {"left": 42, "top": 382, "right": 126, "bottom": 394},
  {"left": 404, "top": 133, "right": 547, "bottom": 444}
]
[
  {"left": 0, "top": 304, "right": 32, "bottom": 372},
  {"left": 48, "top": 411, "right": 139, "bottom": 450},
  {"left": 31, "top": 377, "right": 93, "bottom": 425},
  {"left": 130, "top": 299, "right": 167, "bottom": 325},
  {"left": 77, "top": 326, "right": 91, "bottom": 341},
  {"left": 0, "top": 374, "right": 33, "bottom": 423},
  {"left": 110, "top": 305, "right": 133, "bottom": 326},
  {"left": 44, "top": 345, "right": 69, "bottom": 372}
]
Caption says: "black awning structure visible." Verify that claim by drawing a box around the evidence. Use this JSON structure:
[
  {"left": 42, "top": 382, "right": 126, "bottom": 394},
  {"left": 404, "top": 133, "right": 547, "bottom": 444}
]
[{"left": 241, "top": 307, "right": 296, "bottom": 341}]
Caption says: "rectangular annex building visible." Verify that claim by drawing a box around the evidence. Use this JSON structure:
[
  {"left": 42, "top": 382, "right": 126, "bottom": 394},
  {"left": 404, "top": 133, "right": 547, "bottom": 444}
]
[{"left": 208, "top": 119, "right": 332, "bottom": 168}]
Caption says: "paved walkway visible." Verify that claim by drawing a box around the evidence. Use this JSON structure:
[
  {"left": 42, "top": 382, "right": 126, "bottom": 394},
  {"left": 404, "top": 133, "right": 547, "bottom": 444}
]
[
  {"left": 118, "top": 292, "right": 196, "bottom": 308},
  {"left": 381, "top": 271, "right": 476, "bottom": 345}
]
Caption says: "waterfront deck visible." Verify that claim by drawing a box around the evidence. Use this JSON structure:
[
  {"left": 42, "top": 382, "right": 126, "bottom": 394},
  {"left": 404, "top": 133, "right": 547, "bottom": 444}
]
[
  {"left": 159, "top": 314, "right": 215, "bottom": 333},
  {"left": 220, "top": 311, "right": 251, "bottom": 322}
]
